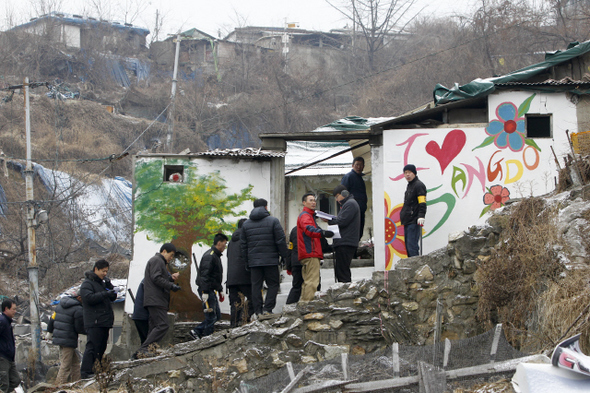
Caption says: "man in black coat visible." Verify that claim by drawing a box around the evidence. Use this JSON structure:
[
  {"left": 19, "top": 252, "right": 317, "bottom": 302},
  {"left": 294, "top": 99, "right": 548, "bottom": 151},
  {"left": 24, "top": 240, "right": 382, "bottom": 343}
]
[
  {"left": 285, "top": 225, "right": 302, "bottom": 304},
  {"left": 400, "top": 164, "right": 427, "bottom": 257},
  {"left": 241, "top": 198, "right": 288, "bottom": 319},
  {"left": 48, "top": 290, "right": 86, "bottom": 384},
  {"left": 226, "top": 219, "right": 252, "bottom": 327},
  {"left": 80, "top": 259, "right": 117, "bottom": 379},
  {"left": 0, "top": 298, "right": 20, "bottom": 393},
  {"left": 134, "top": 243, "right": 180, "bottom": 357},
  {"left": 190, "top": 233, "right": 228, "bottom": 338},
  {"left": 341, "top": 157, "right": 368, "bottom": 240},
  {"left": 131, "top": 280, "right": 149, "bottom": 344},
  {"left": 325, "top": 185, "right": 360, "bottom": 283}
]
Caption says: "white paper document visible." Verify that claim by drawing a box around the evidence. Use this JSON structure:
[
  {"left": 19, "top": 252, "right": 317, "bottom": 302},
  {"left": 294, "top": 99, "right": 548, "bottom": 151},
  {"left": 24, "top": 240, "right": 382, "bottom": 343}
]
[
  {"left": 315, "top": 210, "right": 336, "bottom": 220},
  {"left": 327, "top": 225, "right": 341, "bottom": 239}
]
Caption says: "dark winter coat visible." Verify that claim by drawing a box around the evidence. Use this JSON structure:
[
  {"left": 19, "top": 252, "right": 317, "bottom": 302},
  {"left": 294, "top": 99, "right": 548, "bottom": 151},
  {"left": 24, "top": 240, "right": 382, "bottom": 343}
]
[
  {"left": 400, "top": 176, "right": 427, "bottom": 226},
  {"left": 0, "top": 312, "right": 15, "bottom": 361},
  {"left": 286, "top": 226, "right": 300, "bottom": 270},
  {"left": 80, "top": 271, "right": 115, "bottom": 329},
  {"left": 227, "top": 228, "right": 251, "bottom": 287},
  {"left": 329, "top": 194, "right": 361, "bottom": 248},
  {"left": 297, "top": 207, "right": 323, "bottom": 260},
  {"left": 51, "top": 297, "right": 85, "bottom": 348},
  {"left": 196, "top": 246, "right": 224, "bottom": 293},
  {"left": 131, "top": 280, "right": 149, "bottom": 321},
  {"left": 143, "top": 253, "right": 175, "bottom": 310},
  {"left": 240, "top": 206, "right": 288, "bottom": 268},
  {"left": 341, "top": 169, "right": 367, "bottom": 212}
]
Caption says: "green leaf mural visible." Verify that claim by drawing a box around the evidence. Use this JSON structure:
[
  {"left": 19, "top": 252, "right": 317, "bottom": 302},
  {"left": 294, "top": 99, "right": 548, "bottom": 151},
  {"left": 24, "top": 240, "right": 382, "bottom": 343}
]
[
  {"left": 524, "top": 138, "right": 542, "bottom": 152},
  {"left": 517, "top": 93, "right": 536, "bottom": 118},
  {"left": 472, "top": 135, "right": 495, "bottom": 151}
]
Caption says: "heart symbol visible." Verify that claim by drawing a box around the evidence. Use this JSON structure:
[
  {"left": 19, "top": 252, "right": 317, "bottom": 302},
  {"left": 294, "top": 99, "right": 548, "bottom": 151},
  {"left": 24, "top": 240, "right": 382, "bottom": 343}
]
[{"left": 425, "top": 129, "right": 466, "bottom": 174}]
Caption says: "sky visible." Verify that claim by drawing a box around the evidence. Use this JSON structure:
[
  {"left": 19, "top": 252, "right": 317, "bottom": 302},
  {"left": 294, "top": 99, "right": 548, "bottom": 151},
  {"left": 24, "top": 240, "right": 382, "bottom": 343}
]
[{"left": 1, "top": 0, "right": 476, "bottom": 40}]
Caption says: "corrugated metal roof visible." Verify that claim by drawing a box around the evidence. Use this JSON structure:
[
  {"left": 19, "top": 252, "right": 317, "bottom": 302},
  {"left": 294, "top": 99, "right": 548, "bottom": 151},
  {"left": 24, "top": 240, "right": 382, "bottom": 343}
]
[
  {"left": 495, "top": 77, "right": 590, "bottom": 87},
  {"left": 191, "top": 148, "right": 286, "bottom": 158},
  {"left": 285, "top": 141, "right": 352, "bottom": 177}
]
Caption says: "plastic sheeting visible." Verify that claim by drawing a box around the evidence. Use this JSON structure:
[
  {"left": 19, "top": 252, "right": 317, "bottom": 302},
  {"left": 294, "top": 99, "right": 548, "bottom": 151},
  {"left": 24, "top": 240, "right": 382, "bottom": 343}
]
[{"left": 434, "top": 40, "right": 590, "bottom": 105}]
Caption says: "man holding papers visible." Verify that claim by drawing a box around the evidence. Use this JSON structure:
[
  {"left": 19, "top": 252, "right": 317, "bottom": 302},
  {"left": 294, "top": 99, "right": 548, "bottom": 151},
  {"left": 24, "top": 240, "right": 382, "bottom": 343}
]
[
  {"left": 323, "top": 185, "right": 360, "bottom": 283},
  {"left": 297, "top": 193, "right": 334, "bottom": 301}
]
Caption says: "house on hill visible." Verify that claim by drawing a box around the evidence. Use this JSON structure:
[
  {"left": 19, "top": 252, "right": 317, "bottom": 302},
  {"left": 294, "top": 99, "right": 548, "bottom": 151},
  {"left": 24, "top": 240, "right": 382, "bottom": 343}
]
[
  {"left": 261, "top": 40, "right": 590, "bottom": 270},
  {"left": 10, "top": 11, "right": 149, "bottom": 53}
]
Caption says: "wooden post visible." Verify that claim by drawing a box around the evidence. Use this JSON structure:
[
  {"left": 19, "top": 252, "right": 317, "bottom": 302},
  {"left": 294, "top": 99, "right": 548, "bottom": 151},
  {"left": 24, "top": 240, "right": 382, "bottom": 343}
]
[
  {"left": 443, "top": 338, "right": 451, "bottom": 370},
  {"left": 392, "top": 343, "right": 400, "bottom": 378},
  {"left": 342, "top": 353, "right": 349, "bottom": 381},
  {"left": 490, "top": 324, "right": 502, "bottom": 363}
]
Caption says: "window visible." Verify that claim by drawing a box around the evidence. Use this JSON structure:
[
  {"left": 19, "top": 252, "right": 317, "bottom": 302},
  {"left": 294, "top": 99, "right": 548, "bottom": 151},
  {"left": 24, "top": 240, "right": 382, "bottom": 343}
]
[
  {"left": 164, "top": 165, "right": 184, "bottom": 182},
  {"left": 526, "top": 114, "right": 551, "bottom": 138},
  {"left": 318, "top": 193, "right": 336, "bottom": 216}
]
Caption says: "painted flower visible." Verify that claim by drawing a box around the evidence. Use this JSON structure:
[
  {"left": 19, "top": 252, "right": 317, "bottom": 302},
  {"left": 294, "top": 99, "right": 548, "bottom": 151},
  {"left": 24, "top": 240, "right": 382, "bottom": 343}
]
[
  {"left": 385, "top": 193, "right": 406, "bottom": 270},
  {"left": 483, "top": 185, "right": 510, "bottom": 210},
  {"left": 486, "top": 102, "right": 526, "bottom": 152}
]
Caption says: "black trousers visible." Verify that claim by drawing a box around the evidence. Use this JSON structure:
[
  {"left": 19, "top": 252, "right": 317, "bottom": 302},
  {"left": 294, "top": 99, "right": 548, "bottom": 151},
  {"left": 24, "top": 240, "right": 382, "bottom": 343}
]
[
  {"left": 133, "top": 319, "right": 149, "bottom": 344},
  {"left": 250, "top": 265, "right": 280, "bottom": 314},
  {"left": 228, "top": 284, "right": 253, "bottom": 327},
  {"left": 138, "top": 306, "right": 169, "bottom": 352},
  {"left": 80, "top": 326, "right": 110, "bottom": 375},
  {"left": 359, "top": 208, "right": 366, "bottom": 240},
  {"left": 334, "top": 246, "right": 355, "bottom": 283},
  {"left": 286, "top": 266, "right": 303, "bottom": 304}
]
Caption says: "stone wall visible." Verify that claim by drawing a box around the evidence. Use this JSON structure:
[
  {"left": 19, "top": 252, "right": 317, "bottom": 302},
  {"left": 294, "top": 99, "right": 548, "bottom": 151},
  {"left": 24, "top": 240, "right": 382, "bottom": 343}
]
[{"left": 108, "top": 221, "right": 503, "bottom": 392}]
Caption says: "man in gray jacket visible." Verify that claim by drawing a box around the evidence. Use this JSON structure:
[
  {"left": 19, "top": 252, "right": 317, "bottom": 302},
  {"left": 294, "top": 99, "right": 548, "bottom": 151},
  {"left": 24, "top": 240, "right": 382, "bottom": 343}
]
[
  {"left": 325, "top": 185, "right": 360, "bottom": 283},
  {"left": 133, "top": 243, "right": 181, "bottom": 358},
  {"left": 241, "top": 199, "right": 288, "bottom": 319}
]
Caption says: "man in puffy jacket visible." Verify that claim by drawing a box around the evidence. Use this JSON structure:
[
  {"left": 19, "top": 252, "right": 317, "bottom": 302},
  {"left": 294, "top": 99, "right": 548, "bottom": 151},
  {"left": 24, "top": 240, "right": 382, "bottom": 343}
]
[
  {"left": 297, "top": 193, "right": 333, "bottom": 301},
  {"left": 226, "top": 219, "right": 252, "bottom": 327},
  {"left": 400, "top": 164, "right": 427, "bottom": 257},
  {"left": 80, "top": 259, "right": 117, "bottom": 379},
  {"left": 241, "top": 198, "right": 288, "bottom": 319},
  {"left": 134, "top": 243, "right": 180, "bottom": 357},
  {"left": 190, "top": 233, "right": 228, "bottom": 338},
  {"left": 325, "top": 185, "right": 360, "bottom": 283},
  {"left": 0, "top": 298, "right": 20, "bottom": 393},
  {"left": 49, "top": 289, "right": 85, "bottom": 384}
]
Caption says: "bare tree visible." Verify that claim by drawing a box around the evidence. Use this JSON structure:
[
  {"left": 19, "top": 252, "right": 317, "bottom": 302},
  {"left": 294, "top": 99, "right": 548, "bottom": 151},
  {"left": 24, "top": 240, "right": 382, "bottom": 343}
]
[
  {"left": 28, "top": 0, "right": 64, "bottom": 17},
  {"left": 326, "top": 0, "right": 422, "bottom": 71}
]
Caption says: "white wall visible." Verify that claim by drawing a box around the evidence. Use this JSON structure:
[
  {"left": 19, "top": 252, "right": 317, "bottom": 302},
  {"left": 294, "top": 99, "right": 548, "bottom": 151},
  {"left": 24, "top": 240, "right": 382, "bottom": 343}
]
[
  {"left": 378, "top": 91, "right": 576, "bottom": 270},
  {"left": 124, "top": 156, "right": 273, "bottom": 314}
]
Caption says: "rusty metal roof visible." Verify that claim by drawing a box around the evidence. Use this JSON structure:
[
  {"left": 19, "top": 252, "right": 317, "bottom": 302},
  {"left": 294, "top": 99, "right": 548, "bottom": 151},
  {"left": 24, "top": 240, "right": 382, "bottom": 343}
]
[
  {"left": 191, "top": 148, "right": 286, "bottom": 158},
  {"left": 495, "top": 77, "right": 590, "bottom": 87}
]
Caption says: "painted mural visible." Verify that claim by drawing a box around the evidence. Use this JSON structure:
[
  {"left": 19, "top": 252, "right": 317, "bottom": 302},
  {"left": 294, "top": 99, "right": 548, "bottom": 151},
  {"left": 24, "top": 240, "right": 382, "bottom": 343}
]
[
  {"left": 134, "top": 158, "right": 253, "bottom": 318},
  {"left": 383, "top": 93, "right": 549, "bottom": 270}
]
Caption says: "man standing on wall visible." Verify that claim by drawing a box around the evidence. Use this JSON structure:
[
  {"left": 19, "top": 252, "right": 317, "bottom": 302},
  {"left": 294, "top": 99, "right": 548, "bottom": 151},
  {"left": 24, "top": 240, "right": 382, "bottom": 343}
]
[
  {"left": 297, "top": 193, "right": 333, "bottom": 301},
  {"left": 190, "top": 233, "right": 227, "bottom": 338},
  {"left": 80, "top": 259, "right": 117, "bottom": 379},
  {"left": 133, "top": 243, "right": 181, "bottom": 358},
  {"left": 0, "top": 299, "right": 21, "bottom": 393},
  {"left": 400, "top": 164, "right": 427, "bottom": 257},
  {"left": 325, "top": 185, "right": 360, "bottom": 283},
  {"left": 241, "top": 198, "right": 288, "bottom": 319},
  {"left": 341, "top": 157, "right": 367, "bottom": 240},
  {"left": 226, "top": 219, "right": 252, "bottom": 327}
]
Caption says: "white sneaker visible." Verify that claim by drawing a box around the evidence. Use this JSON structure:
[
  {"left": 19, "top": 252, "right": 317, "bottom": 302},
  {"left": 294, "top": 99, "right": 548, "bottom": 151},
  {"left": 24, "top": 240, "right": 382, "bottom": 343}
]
[{"left": 251, "top": 313, "right": 258, "bottom": 321}]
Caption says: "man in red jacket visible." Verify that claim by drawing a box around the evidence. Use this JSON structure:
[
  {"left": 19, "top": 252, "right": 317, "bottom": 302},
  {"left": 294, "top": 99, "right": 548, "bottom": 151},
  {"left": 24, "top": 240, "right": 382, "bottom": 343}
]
[{"left": 297, "top": 193, "right": 333, "bottom": 302}]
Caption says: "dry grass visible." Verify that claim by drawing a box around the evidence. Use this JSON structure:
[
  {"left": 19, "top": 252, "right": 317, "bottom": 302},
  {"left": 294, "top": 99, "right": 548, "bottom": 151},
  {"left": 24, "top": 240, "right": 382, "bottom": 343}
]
[
  {"left": 476, "top": 197, "right": 565, "bottom": 350},
  {"left": 536, "top": 268, "right": 590, "bottom": 353}
]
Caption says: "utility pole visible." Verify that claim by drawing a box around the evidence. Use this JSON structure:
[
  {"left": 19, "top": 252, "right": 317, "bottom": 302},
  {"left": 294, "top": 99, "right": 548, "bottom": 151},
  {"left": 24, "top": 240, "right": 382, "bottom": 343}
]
[
  {"left": 24, "top": 77, "right": 42, "bottom": 366},
  {"left": 166, "top": 34, "right": 181, "bottom": 152}
]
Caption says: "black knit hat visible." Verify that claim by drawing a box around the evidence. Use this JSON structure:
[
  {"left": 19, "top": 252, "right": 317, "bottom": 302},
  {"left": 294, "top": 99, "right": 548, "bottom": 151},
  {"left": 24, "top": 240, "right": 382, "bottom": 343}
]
[{"left": 403, "top": 164, "right": 417, "bottom": 175}]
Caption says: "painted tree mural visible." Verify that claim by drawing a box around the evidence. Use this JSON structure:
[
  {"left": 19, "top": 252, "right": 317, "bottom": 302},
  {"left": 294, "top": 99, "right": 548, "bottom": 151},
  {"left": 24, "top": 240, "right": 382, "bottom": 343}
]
[{"left": 134, "top": 159, "right": 253, "bottom": 319}]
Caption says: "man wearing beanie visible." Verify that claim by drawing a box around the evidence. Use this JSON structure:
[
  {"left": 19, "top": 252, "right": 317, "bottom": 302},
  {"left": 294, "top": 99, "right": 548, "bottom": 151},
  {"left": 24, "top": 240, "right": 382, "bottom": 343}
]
[{"left": 400, "top": 164, "right": 427, "bottom": 257}]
